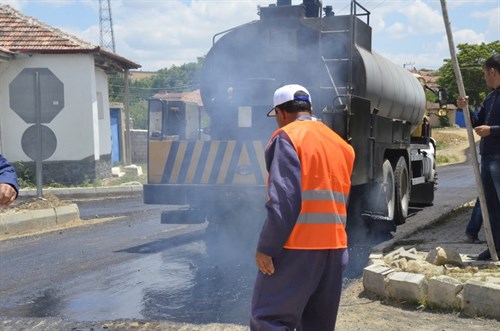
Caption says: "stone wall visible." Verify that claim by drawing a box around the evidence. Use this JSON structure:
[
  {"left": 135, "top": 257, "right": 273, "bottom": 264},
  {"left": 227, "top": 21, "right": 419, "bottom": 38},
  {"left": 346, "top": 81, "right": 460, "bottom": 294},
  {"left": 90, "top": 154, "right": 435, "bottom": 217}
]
[
  {"left": 130, "top": 129, "right": 147, "bottom": 164},
  {"left": 11, "top": 127, "right": 148, "bottom": 187},
  {"left": 12, "top": 154, "right": 112, "bottom": 186}
]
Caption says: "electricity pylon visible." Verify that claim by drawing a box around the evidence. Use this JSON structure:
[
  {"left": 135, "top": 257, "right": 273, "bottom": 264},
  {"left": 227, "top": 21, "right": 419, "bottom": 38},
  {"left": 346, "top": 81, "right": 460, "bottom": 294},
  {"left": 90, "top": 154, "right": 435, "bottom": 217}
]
[{"left": 99, "top": 0, "right": 116, "bottom": 52}]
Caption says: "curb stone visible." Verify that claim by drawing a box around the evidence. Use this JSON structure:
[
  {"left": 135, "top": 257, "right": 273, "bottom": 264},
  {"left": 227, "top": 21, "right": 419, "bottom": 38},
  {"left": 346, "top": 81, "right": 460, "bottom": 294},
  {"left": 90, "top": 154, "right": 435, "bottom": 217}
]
[
  {"left": 19, "top": 185, "right": 143, "bottom": 199},
  {"left": 0, "top": 204, "right": 79, "bottom": 238},
  {"left": 2, "top": 185, "right": 143, "bottom": 239}
]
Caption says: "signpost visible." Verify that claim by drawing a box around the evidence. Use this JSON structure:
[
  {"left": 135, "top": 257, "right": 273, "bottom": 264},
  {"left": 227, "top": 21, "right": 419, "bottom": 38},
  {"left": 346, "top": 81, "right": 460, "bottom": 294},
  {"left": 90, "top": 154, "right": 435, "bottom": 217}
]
[{"left": 9, "top": 68, "right": 64, "bottom": 199}]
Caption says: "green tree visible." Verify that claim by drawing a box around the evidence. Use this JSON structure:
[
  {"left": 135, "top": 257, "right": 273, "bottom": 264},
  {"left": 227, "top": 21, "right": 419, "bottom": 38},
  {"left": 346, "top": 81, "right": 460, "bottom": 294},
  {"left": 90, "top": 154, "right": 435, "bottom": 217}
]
[
  {"left": 151, "top": 56, "right": 204, "bottom": 92},
  {"left": 437, "top": 41, "right": 500, "bottom": 109},
  {"left": 129, "top": 99, "right": 148, "bottom": 130}
]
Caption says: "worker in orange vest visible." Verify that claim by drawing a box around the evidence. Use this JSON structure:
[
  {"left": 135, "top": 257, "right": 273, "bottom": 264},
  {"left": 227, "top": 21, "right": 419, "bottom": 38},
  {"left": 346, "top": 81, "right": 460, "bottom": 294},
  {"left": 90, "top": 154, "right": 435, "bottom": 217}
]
[{"left": 250, "top": 84, "right": 355, "bottom": 330}]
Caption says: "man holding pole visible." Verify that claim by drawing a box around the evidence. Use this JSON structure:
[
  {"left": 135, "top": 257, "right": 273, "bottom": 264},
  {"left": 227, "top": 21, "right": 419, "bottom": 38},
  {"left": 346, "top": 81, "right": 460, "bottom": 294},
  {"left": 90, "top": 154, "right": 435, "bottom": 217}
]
[{"left": 458, "top": 54, "right": 500, "bottom": 260}]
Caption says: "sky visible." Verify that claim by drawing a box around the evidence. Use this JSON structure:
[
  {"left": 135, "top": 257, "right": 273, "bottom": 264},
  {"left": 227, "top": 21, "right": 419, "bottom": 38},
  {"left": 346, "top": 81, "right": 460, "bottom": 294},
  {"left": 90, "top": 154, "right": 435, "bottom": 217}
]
[{"left": 2, "top": 0, "right": 499, "bottom": 72}]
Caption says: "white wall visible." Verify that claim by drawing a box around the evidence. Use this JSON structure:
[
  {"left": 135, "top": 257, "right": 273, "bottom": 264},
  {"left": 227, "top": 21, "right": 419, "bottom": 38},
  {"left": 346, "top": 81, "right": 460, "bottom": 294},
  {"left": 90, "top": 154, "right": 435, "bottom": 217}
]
[
  {"left": 95, "top": 68, "right": 111, "bottom": 159},
  {"left": 0, "top": 59, "right": 10, "bottom": 154},
  {"left": 0, "top": 53, "right": 111, "bottom": 162}
]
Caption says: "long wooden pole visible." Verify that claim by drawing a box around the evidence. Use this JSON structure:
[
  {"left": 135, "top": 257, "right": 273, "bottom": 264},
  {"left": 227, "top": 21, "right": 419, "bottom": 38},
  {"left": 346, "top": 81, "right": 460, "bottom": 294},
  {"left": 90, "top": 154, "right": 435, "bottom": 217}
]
[{"left": 440, "top": 0, "right": 497, "bottom": 261}]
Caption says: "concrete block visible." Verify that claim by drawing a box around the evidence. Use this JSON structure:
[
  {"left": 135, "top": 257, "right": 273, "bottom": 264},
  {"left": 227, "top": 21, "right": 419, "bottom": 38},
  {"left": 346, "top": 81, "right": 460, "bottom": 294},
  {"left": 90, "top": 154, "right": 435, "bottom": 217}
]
[
  {"left": 386, "top": 272, "right": 426, "bottom": 304},
  {"left": 427, "top": 275, "right": 463, "bottom": 310},
  {"left": 463, "top": 280, "right": 500, "bottom": 319},
  {"left": 0, "top": 208, "right": 56, "bottom": 236},
  {"left": 44, "top": 187, "right": 73, "bottom": 197},
  {"left": 426, "top": 246, "right": 463, "bottom": 266},
  {"left": 112, "top": 167, "right": 125, "bottom": 177},
  {"left": 124, "top": 164, "right": 143, "bottom": 176},
  {"left": 385, "top": 247, "right": 406, "bottom": 261},
  {"left": 389, "top": 258, "right": 407, "bottom": 270},
  {"left": 399, "top": 250, "right": 420, "bottom": 261},
  {"left": 483, "top": 276, "right": 500, "bottom": 285},
  {"left": 367, "top": 253, "right": 384, "bottom": 266},
  {"left": 99, "top": 186, "right": 126, "bottom": 195},
  {"left": 54, "top": 204, "right": 80, "bottom": 225},
  {"left": 363, "top": 264, "right": 394, "bottom": 298},
  {"left": 407, "top": 247, "right": 418, "bottom": 255}
]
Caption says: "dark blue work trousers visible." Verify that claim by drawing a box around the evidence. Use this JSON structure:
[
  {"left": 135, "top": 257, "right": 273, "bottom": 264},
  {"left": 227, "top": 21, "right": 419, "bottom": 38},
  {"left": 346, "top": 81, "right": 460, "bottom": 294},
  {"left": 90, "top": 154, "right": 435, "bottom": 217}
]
[
  {"left": 250, "top": 248, "right": 348, "bottom": 331},
  {"left": 481, "top": 154, "right": 500, "bottom": 249},
  {"left": 466, "top": 198, "right": 483, "bottom": 237}
]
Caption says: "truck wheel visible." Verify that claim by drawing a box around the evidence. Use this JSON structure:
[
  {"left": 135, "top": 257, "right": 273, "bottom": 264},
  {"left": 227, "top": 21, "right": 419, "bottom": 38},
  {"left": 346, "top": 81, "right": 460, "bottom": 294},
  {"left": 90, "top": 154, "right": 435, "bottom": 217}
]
[{"left": 394, "top": 156, "right": 410, "bottom": 225}]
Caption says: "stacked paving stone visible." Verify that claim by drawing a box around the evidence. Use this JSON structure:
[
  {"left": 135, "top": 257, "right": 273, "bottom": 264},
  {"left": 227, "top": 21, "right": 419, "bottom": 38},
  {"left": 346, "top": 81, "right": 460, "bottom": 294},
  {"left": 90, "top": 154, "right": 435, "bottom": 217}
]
[{"left": 363, "top": 246, "right": 500, "bottom": 319}]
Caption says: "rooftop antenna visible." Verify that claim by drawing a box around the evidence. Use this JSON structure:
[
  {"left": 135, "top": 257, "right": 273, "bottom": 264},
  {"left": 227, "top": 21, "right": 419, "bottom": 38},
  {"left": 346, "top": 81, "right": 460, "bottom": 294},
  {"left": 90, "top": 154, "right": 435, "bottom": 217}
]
[{"left": 99, "top": 0, "right": 116, "bottom": 52}]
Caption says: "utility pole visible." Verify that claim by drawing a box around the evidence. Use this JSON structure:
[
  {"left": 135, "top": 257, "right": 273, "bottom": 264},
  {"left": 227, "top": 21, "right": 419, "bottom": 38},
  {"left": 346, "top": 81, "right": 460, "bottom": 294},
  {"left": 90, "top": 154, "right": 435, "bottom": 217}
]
[
  {"left": 440, "top": 0, "right": 497, "bottom": 262},
  {"left": 99, "top": 0, "right": 116, "bottom": 52}
]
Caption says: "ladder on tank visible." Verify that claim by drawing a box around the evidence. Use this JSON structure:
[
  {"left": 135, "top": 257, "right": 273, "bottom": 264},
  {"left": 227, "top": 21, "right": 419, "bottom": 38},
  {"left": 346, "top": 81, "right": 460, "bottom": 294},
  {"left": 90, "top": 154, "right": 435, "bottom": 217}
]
[
  {"left": 319, "top": 1, "right": 371, "bottom": 107},
  {"left": 319, "top": 27, "right": 350, "bottom": 107}
]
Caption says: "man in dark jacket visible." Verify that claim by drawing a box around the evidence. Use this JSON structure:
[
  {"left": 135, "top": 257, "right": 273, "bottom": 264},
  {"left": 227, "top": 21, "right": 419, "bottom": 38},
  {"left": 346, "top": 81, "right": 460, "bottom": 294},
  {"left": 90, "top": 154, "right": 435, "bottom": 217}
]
[
  {"left": 458, "top": 54, "right": 500, "bottom": 260},
  {"left": 0, "top": 154, "right": 19, "bottom": 207}
]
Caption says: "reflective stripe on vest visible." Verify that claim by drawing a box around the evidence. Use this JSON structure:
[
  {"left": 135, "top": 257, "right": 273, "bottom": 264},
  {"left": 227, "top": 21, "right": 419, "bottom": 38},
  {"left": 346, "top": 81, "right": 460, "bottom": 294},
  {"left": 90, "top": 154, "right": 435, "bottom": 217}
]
[
  {"left": 275, "top": 120, "right": 354, "bottom": 250},
  {"left": 297, "top": 190, "right": 347, "bottom": 225}
]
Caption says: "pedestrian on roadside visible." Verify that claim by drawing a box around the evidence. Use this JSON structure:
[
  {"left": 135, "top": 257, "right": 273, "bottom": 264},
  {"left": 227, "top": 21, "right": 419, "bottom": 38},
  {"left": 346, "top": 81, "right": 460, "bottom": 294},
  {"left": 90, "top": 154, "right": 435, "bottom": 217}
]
[
  {"left": 458, "top": 53, "right": 500, "bottom": 260},
  {"left": 0, "top": 154, "right": 19, "bottom": 207},
  {"left": 250, "top": 84, "right": 355, "bottom": 330}
]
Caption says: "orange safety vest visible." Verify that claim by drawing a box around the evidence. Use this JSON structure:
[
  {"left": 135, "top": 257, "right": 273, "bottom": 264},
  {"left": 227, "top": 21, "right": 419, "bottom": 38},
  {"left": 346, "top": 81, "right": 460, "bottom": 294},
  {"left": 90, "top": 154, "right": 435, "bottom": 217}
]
[{"left": 271, "top": 120, "right": 355, "bottom": 249}]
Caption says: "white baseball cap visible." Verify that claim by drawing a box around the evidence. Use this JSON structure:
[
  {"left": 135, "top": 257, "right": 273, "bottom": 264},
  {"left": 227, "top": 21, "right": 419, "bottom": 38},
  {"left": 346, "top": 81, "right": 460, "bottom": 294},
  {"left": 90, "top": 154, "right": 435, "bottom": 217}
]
[{"left": 267, "top": 84, "right": 312, "bottom": 117}]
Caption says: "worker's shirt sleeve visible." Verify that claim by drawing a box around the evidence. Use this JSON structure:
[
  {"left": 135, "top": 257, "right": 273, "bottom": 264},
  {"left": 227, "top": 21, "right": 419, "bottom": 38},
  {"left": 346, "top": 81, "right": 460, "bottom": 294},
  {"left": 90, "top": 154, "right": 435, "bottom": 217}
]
[
  {"left": 0, "top": 155, "right": 19, "bottom": 196},
  {"left": 490, "top": 125, "right": 500, "bottom": 136},
  {"left": 256, "top": 131, "right": 302, "bottom": 257},
  {"left": 475, "top": 90, "right": 500, "bottom": 136}
]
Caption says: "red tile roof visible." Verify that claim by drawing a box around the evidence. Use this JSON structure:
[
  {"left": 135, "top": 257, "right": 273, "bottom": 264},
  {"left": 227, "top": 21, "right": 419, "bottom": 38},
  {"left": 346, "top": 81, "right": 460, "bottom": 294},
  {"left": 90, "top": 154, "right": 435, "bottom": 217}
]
[
  {"left": 0, "top": 4, "right": 140, "bottom": 70},
  {"left": 153, "top": 89, "right": 203, "bottom": 106}
]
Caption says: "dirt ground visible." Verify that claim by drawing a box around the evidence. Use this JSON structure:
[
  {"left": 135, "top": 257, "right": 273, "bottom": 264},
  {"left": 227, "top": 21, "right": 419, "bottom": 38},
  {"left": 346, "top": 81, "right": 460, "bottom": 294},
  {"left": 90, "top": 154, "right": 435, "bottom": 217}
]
[
  {"left": 2, "top": 193, "right": 67, "bottom": 214},
  {"left": 432, "top": 126, "right": 480, "bottom": 165}
]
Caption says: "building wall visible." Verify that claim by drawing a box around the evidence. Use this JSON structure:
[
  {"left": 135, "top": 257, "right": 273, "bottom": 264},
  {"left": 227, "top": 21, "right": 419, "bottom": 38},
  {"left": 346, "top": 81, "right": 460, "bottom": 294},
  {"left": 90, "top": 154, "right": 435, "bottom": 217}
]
[
  {"left": 0, "top": 54, "right": 112, "bottom": 184},
  {"left": 130, "top": 129, "right": 148, "bottom": 164},
  {"left": 94, "top": 68, "right": 112, "bottom": 159},
  {"left": 0, "top": 59, "right": 9, "bottom": 154}
]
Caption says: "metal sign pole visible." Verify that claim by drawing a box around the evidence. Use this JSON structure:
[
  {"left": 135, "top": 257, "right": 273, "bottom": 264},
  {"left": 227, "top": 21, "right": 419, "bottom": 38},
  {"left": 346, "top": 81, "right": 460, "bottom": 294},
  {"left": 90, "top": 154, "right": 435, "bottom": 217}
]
[
  {"left": 440, "top": 0, "right": 497, "bottom": 261},
  {"left": 34, "top": 70, "right": 43, "bottom": 199}
]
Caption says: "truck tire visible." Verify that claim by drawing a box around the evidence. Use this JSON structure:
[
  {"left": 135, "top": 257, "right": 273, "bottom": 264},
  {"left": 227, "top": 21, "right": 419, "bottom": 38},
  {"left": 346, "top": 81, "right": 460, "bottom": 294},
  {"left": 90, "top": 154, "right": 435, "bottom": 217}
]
[{"left": 394, "top": 156, "right": 410, "bottom": 225}]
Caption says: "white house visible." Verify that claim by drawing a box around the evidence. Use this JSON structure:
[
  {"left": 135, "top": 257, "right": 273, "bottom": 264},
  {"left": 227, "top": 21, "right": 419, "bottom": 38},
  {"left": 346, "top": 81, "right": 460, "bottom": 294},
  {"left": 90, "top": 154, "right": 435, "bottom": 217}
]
[{"left": 0, "top": 4, "right": 140, "bottom": 185}]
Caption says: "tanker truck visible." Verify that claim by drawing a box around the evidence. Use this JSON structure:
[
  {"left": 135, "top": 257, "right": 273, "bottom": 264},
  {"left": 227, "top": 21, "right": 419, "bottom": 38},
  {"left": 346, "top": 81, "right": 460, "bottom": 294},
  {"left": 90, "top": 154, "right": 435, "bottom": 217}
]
[{"left": 143, "top": 0, "right": 439, "bottom": 238}]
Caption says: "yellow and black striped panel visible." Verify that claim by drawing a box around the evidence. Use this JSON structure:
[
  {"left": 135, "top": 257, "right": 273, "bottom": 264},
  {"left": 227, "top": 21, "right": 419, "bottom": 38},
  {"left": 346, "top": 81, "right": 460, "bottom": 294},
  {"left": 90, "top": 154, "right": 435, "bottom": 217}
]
[{"left": 149, "top": 140, "right": 267, "bottom": 185}]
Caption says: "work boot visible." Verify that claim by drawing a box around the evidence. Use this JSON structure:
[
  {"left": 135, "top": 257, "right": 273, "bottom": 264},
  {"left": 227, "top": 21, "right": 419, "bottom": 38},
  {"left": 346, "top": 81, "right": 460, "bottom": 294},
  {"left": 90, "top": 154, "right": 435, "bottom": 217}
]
[{"left": 476, "top": 249, "right": 500, "bottom": 261}]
